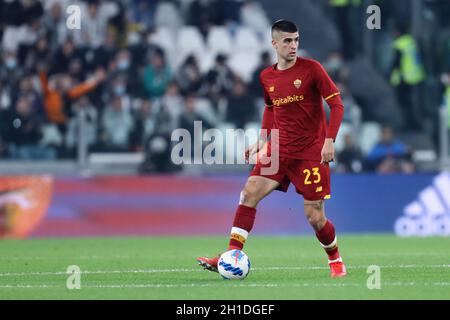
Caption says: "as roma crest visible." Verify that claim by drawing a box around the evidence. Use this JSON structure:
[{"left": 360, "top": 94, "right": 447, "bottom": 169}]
[{"left": 294, "top": 79, "right": 302, "bottom": 89}]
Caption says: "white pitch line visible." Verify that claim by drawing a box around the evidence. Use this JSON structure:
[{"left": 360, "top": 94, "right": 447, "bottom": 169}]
[
  {"left": 0, "top": 264, "right": 448, "bottom": 278},
  {"left": 1, "top": 282, "right": 450, "bottom": 289},
  {"left": 0, "top": 268, "right": 200, "bottom": 277},
  {"left": 0, "top": 256, "right": 133, "bottom": 261}
]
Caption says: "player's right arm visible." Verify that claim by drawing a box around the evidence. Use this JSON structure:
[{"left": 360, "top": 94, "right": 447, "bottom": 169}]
[{"left": 245, "top": 74, "right": 274, "bottom": 162}]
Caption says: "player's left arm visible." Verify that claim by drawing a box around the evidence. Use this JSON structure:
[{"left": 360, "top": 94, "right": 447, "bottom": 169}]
[{"left": 313, "top": 61, "right": 344, "bottom": 164}]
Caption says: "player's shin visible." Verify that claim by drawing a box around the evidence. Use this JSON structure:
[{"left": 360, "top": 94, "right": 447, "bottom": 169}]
[
  {"left": 315, "top": 219, "right": 341, "bottom": 262},
  {"left": 228, "top": 205, "right": 256, "bottom": 250}
]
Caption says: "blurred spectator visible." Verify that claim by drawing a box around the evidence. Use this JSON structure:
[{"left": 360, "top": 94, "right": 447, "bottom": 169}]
[
  {"left": 187, "top": 0, "right": 215, "bottom": 38},
  {"left": 215, "top": 0, "right": 243, "bottom": 27},
  {"left": 0, "top": 95, "right": 56, "bottom": 160},
  {"left": 109, "top": 49, "right": 141, "bottom": 96},
  {"left": 1, "top": 0, "right": 26, "bottom": 26},
  {"left": 42, "top": 1, "right": 67, "bottom": 50},
  {"left": 18, "top": 0, "right": 44, "bottom": 24},
  {"left": 65, "top": 96, "right": 99, "bottom": 155},
  {"left": 39, "top": 67, "right": 106, "bottom": 133},
  {"left": 159, "top": 82, "right": 184, "bottom": 132},
  {"left": 109, "top": 75, "right": 131, "bottom": 105},
  {"left": 176, "top": 54, "right": 203, "bottom": 95},
  {"left": 442, "top": 73, "right": 450, "bottom": 129},
  {"left": 139, "top": 132, "right": 179, "bottom": 174},
  {"left": 51, "top": 37, "right": 81, "bottom": 74},
  {"left": 143, "top": 48, "right": 172, "bottom": 98},
  {"left": 130, "top": 99, "right": 158, "bottom": 151},
  {"left": 13, "top": 75, "right": 44, "bottom": 117},
  {"left": 336, "top": 133, "right": 363, "bottom": 173},
  {"left": 439, "top": 33, "right": 450, "bottom": 73},
  {"left": 90, "top": 29, "right": 119, "bottom": 72},
  {"left": 75, "top": 0, "right": 118, "bottom": 48},
  {"left": 203, "top": 53, "right": 235, "bottom": 105},
  {"left": 250, "top": 51, "right": 273, "bottom": 96},
  {"left": 226, "top": 78, "right": 255, "bottom": 128},
  {"left": 1, "top": 50, "right": 23, "bottom": 87},
  {"left": 21, "top": 35, "right": 50, "bottom": 72},
  {"left": 328, "top": 0, "right": 363, "bottom": 59},
  {"left": 99, "top": 95, "right": 134, "bottom": 152},
  {"left": 365, "top": 125, "right": 415, "bottom": 173},
  {"left": 129, "top": 0, "right": 157, "bottom": 30},
  {"left": 1, "top": 2, "right": 44, "bottom": 52},
  {"left": 179, "top": 94, "right": 213, "bottom": 136},
  {"left": 323, "top": 51, "right": 348, "bottom": 83},
  {"left": 336, "top": 82, "right": 361, "bottom": 133},
  {"left": 389, "top": 25, "right": 426, "bottom": 132}
]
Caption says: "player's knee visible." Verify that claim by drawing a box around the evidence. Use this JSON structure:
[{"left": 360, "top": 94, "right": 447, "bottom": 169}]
[
  {"left": 239, "top": 188, "right": 259, "bottom": 207},
  {"left": 307, "top": 214, "right": 326, "bottom": 230},
  {"left": 304, "top": 202, "right": 326, "bottom": 230}
]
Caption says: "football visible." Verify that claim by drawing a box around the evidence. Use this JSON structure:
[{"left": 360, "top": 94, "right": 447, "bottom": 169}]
[{"left": 218, "top": 250, "right": 251, "bottom": 280}]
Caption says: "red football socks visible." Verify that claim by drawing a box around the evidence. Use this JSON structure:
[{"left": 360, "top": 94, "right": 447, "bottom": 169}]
[
  {"left": 228, "top": 205, "right": 256, "bottom": 250},
  {"left": 315, "top": 219, "right": 341, "bottom": 261}
]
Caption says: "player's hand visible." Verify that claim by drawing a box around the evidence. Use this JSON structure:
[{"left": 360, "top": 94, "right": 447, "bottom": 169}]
[
  {"left": 245, "top": 140, "right": 266, "bottom": 164},
  {"left": 93, "top": 68, "right": 106, "bottom": 83},
  {"left": 321, "top": 138, "right": 335, "bottom": 164}
]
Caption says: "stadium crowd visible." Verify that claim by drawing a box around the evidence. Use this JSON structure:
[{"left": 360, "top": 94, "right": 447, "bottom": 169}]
[{"left": 0, "top": 0, "right": 449, "bottom": 174}]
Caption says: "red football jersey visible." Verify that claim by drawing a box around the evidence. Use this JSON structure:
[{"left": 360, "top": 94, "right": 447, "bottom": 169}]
[{"left": 259, "top": 57, "right": 343, "bottom": 161}]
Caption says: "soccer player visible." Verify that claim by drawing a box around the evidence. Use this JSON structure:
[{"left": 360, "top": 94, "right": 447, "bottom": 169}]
[{"left": 197, "top": 20, "right": 346, "bottom": 277}]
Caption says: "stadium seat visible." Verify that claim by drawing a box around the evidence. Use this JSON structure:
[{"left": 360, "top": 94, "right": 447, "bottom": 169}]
[
  {"left": 262, "top": 30, "right": 274, "bottom": 52},
  {"left": 196, "top": 50, "right": 215, "bottom": 74},
  {"left": 154, "top": 1, "right": 182, "bottom": 30},
  {"left": 228, "top": 51, "right": 260, "bottom": 82},
  {"left": 177, "top": 26, "right": 206, "bottom": 58},
  {"left": 207, "top": 26, "right": 234, "bottom": 55},
  {"left": 234, "top": 27, "right": 262, "bottom": 53},
  {"left": 359, "top": 122, "right": 382, "bottom": 155},
  {"left": 171, "top": 27, "right": 207, "bottom": 71},
  {"left": 147, "top": 27, "right": 177, "bottom": 63}
]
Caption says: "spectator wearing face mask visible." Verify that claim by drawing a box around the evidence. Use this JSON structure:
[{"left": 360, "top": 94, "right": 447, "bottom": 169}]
[
  {"left": 143, "top": 48, "right": 172, "bottom": 99},
  {"left": 1, "top": 51, "right": 22, "bottom": 87},
  {"left": 109, "top": 49, "right": 140, "bottom": 96},
  {"left": 99, "top": 95, "right": 134, "bottom": 152},
  {"left": 107, "top": 75, "right": 132, "bottom": 115}
]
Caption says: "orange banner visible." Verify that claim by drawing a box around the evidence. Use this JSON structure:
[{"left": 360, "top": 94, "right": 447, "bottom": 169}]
[{"left": 0, "top": 176, "right": 53, "bottom": 238}]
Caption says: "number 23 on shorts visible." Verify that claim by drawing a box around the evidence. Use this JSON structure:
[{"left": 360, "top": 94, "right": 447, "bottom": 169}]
[{"left": 303, "top": 167, "right": 321, "bottom": 185}]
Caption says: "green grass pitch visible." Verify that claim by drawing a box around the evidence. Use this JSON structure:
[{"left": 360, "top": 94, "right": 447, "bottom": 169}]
[{"left": 0, "top": 235, "right": 449, "bottom": 300}]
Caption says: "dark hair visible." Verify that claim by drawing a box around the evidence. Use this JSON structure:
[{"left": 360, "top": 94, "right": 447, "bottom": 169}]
[{"left": 271, "top": 19, "right": 298, "bottom": 34}]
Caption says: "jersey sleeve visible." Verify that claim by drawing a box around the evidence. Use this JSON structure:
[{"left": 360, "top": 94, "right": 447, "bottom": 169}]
[
  {"left": 259, "top": 73, "right": 274, "bottom": 139},
  {"left": 313, "top": 61, "right": 340, "bottom": 101},
  {"left": 259, "top": 73, "right": 273, "bottom": 107},
  {"left": 313, "top": 61, "right": 344, "bottom": 141}
]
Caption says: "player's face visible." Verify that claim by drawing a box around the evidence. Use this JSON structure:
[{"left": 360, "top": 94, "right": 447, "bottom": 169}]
[{"left": 272, "top": 31, "right": 299, "bottom": 62}]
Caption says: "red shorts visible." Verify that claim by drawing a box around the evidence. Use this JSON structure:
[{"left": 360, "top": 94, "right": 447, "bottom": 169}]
[{"left": 250, "top": 157, "right": 331, "bottom": 201}]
